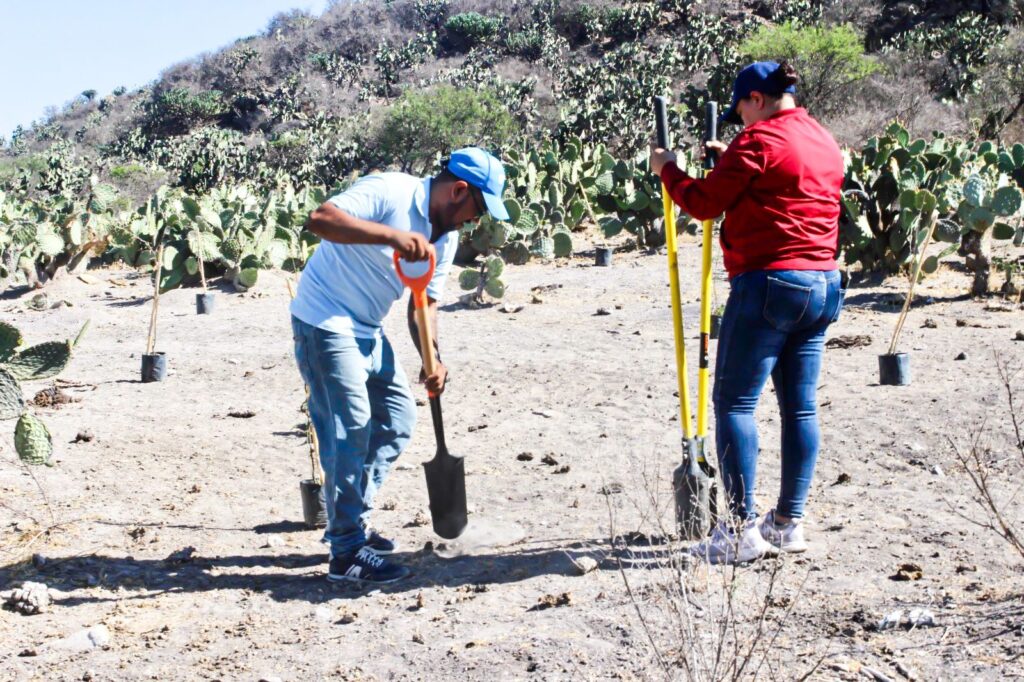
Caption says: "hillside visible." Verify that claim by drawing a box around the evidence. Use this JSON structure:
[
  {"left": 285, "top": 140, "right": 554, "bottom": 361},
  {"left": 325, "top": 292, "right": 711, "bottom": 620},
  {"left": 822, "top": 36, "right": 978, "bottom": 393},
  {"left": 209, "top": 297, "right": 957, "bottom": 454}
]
[{"left": 2, "top": 0, "right": 1023, "bottom": 198}]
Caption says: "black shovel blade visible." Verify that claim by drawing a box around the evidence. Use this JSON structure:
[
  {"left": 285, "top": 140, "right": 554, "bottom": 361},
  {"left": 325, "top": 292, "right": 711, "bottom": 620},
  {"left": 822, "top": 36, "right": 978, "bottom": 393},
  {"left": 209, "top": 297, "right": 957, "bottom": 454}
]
[
  {"left": 423, "top": 449, "right": 467, "bottom": 539},
  {"left": 673, "top": 438, "right": 716, "bottom": 541}
]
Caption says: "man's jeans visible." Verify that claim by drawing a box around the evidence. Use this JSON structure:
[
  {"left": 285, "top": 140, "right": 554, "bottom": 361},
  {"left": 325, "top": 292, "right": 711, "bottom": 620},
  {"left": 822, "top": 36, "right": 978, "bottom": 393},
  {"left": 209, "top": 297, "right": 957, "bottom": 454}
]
[
  {"left": 713, "top": 270, "right": 845, "bottom": 522},
  {"left": 292, "top": 317, "right": 416, "bottom": 556}
]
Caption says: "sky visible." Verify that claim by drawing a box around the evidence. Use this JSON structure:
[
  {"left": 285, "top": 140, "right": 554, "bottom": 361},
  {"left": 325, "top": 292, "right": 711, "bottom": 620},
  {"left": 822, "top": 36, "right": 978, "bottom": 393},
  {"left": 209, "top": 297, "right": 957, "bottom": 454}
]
[{"left": 0, "top": 0, "right": 332, "bottom": 139}]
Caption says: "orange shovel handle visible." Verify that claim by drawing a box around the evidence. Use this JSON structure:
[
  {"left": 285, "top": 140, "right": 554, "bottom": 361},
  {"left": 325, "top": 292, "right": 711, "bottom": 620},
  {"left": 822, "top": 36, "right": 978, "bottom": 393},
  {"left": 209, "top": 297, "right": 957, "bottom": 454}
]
[{"left": 393, "top": 248, "right": 439, "bottom": 393}]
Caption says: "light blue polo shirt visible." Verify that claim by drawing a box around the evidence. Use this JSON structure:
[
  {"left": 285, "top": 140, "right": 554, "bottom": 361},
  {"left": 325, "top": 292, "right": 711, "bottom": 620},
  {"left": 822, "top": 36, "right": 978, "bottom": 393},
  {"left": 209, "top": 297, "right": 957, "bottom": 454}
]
[{"left": 290, "top": 173, "right": 457, "bottom": 338}]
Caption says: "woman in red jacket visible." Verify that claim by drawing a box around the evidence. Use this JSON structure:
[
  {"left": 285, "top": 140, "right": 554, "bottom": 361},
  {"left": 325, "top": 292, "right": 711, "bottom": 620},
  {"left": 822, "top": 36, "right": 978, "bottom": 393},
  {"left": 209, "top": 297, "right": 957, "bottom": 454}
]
[{"left": 651, "top": 61, "right": 845, "bottom": 565}]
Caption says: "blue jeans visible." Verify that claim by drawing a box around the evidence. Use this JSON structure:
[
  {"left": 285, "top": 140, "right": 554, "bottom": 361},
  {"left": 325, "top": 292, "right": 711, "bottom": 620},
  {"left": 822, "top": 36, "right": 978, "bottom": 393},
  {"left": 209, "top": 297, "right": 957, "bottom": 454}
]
[
  {"left": 713, "top": 270, "right": 845, "bottom": 522},
  {"left": 292, "top": 317, "right": 416, "bottom": 556}
]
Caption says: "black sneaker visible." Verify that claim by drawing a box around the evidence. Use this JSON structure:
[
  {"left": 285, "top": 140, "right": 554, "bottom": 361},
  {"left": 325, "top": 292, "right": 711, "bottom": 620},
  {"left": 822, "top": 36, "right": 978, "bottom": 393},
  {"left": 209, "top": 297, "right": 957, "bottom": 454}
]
[
  {"left": 327, "top": 546, "right": 409, "bottom": 584},
  {"left": 364, "top": 530, "right": 398, "bottom": 555}
]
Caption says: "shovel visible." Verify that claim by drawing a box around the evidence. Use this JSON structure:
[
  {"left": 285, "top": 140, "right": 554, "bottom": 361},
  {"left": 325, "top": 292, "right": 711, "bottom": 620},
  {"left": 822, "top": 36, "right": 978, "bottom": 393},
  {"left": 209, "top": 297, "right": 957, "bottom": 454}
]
[
  {"left": 393, "top": 250, "right": 468, "bottom": 540},
  {"left": 654, "top": 96, "right": 719, "bottom": 540}
]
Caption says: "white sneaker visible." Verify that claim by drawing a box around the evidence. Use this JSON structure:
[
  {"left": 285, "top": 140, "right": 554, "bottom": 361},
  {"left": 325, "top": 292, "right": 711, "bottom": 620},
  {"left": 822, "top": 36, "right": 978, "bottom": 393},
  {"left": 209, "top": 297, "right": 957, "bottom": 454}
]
[
  {"left": 757, "top": 510, "right": 808, "bottom": 553},
  {"left": 689, "top": 519, "right": 774, "bottom": 565}
]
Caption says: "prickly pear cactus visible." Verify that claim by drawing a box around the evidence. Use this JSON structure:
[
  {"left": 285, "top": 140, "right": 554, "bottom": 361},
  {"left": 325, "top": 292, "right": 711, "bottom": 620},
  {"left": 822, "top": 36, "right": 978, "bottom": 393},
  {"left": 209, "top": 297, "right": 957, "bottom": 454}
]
[
  {"left": 4, "top": 341, "right": 73, "bottom": 382},
  {"left": 15, "top": 413, "right": 52, "bottom": 465},
  {"left": 0, "top": 322, "right": 84, "bottom": 465}
]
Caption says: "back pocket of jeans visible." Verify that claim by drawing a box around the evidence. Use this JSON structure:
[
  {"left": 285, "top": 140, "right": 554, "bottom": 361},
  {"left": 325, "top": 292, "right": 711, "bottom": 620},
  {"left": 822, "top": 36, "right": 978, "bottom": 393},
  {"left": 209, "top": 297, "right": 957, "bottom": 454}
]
[
  {"left": 763, "top": 276, "right": 812, "bottom": 332},
  {"left": 828, "top": 287, "right": 847, "bottom": 323}
]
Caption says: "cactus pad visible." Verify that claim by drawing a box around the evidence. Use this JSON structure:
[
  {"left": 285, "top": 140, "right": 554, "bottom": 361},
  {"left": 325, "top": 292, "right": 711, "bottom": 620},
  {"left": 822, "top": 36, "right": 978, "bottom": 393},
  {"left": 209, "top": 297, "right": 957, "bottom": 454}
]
[
  {"left": 502, "top": 241, "right": 531, "bottom": 266},
  {"left": 0, "top": 321, "right": 23, "bottom": 362},
  {"left": 15, "top": 413, "right": 52, "bottom": 465},
  {"left": 4, "top": 341, "right": 73, "bottom": 382},
  {"left": 991, "top": 186, "right": 1022, "bottom": 217},
  {"left": 458, "top": 269, "right": 481, "bottom": 291},
  {"left": 530, "top": 236, "right": 555, "bottom": 260},
  {"left": 484, "top": 277, "right": 505, "bottom": 299},
  {"left": 963, "top": 175, "right": 988, "bottom": 208},
  {"left": 553, "top": 231, "right": 573, "bottom": 258},
  {"left": 0, "top": 368, "right": 25, "bottom": 421}
]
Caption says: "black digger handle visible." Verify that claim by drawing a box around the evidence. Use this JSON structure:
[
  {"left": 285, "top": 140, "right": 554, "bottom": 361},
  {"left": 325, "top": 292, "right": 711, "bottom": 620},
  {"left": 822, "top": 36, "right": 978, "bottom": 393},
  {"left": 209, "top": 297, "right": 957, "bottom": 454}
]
[
  {"left": 654, "top": 96, "right": 671, "bottom": 150},
  {"left": 704, "top": 101, "right": 718, "bottom": 170},
  {"left": 429, "top": 395, "right": 447, "bottom": 451}
]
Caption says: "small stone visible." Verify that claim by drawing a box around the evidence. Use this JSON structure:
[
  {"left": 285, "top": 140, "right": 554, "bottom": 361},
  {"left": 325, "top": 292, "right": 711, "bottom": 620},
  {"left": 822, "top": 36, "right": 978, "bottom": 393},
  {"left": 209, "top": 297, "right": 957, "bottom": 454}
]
[
  {"left": 412, "top": 632, "right": 425, "bottom": 644},
  {"left": 314, "top": 606, "right": 332, "bottom": 622},
  {"left": 262, "top": 536, "right": 285, "bottom": 549},
  {"left": 891, "top": 563, "right": 923, "bottom": 581},
  {"left": 834, "top": 472, "right": 852, "bottom": 485},
  {"left": 595, "top": 307, "right": 611, "bottom": 316},
  {"left": 516, "top": 452, "right": 534, "bottom": 462},
  {"left": 541, "top": 453, "right": 559, "bottom": 466},
  {"left": 409, "top": 511, "right": 430, "bottom": 527},
  {"left": 72, "top": 430, "right": 95, "bottom": 443},
  {"left": 500, "top": 302, "right": 524, "bottom": 314},
  {"left": 31, "top": 553, "right": 47, "bottom": 568},
  {"left": 907, "top": 608, "right": 937, "bottom": 628},
  {"left": 1015, "top": 330, "right": 1024, "bottom": 341},
  {"left": 554, "top": 465, "right": 571, "bottom": 474},
  {"left": 1, "top": 581, "right": 51, "bottom": 615},
  {"left": 54, "top": 624, "right": 111, "bottom": 651},
  {"left": 955, "top": 352, "right": 967, "bottom": 361},
  {"left": 930, "top": 464, "right": 944, "bottom": 477},
  {"left": 572, "top": 556, "right": 598, "bottom": 575},
  {"left": 877, "top": 609, "right": 903, "bottom": 631},
  {"left": 922, "top": 318, "right": 938, "bottom": 329}
]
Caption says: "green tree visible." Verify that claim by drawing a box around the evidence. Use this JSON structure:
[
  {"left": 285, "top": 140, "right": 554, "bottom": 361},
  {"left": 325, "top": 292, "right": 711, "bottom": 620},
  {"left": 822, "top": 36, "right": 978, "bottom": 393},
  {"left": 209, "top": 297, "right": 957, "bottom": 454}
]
[
  {"left": 739, "top": 23, "right": 880, "bottom": 120},
  {"left": 375, "top": 86, "right": 518, "bottom": 174}
]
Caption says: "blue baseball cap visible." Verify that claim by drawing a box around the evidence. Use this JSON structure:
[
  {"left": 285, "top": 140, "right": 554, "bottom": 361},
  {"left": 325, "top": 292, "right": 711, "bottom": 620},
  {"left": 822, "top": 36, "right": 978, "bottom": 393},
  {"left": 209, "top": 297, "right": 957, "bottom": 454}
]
[
  {"left": 447, "top": 147, "right": 510, "bottom": 221},
  {"left": 721, "top": 61, "right": 797, "bottom": 125}
]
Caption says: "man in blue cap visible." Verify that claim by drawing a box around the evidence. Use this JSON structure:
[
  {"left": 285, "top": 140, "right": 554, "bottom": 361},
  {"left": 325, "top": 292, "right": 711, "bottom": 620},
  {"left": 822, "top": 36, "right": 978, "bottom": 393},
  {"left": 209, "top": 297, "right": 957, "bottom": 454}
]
[{"left": 291, "top": 147, "right": 509, "bottom": 583}]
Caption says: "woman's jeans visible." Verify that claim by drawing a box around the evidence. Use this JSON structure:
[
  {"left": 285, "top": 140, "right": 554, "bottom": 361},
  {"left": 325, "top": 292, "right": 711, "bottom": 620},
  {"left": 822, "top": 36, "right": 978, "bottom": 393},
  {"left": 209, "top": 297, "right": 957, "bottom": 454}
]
[
  {"left": 292, "top": 317, "right": 416, "bottom": 556},
  {"left": 713, "top": 270, "right": 845, "bottom": 522}
]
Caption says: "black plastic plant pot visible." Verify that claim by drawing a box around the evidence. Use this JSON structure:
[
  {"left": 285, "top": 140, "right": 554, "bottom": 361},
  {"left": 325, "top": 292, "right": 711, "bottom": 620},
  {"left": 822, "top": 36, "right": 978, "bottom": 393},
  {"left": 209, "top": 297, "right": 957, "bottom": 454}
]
[
  {"left": 300, "top": 479, "right": 328, "bottom": 529},
  {"left": 595, "top": 247, "right": 613, "bottom": 267},
  {"left": 196, "top": 292, "right": 216, "bottom": 315},
  {"left": 878, "top": 353, "right": 910, "bottom": 386},
  {"left": 710, "top": 314, "right": 722, "bottom": 340},
  {"left": 141, "top": 352, "right": 167, "bottom": 383}
]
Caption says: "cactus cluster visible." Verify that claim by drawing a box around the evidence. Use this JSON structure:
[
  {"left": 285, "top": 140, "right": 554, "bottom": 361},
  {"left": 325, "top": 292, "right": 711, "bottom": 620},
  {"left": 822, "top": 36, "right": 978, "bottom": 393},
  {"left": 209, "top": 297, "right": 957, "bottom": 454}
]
[{"left": 0, "top": 321, "right": 85, "bottom": 466}]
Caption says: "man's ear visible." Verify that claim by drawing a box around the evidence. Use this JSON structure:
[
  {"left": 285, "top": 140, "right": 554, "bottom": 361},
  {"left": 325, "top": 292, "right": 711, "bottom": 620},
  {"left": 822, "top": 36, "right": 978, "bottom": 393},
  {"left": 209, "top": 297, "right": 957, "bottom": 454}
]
[{"left": 450, "top": 179, "right": 470, "bottom": 201}]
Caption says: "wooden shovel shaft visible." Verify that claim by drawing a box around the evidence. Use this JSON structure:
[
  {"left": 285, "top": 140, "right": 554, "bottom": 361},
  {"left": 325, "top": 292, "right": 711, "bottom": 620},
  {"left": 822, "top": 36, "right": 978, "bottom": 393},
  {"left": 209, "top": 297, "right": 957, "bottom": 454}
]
[{"left": 413, "top": 290, "right": 437, "bottom": 383}]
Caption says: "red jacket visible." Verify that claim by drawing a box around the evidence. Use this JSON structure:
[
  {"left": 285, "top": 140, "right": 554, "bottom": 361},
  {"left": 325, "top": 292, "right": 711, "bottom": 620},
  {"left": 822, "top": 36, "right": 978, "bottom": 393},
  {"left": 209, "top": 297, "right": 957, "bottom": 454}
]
[{"left": 660, "top": 107, "right": 844, "bottom": 278}]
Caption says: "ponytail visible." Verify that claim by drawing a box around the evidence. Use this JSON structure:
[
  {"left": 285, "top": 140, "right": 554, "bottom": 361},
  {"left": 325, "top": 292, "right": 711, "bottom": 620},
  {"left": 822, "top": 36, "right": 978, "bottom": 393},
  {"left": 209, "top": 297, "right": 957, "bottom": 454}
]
[{"left": 768, "top": 60, "right": 799, "bottom": 95}]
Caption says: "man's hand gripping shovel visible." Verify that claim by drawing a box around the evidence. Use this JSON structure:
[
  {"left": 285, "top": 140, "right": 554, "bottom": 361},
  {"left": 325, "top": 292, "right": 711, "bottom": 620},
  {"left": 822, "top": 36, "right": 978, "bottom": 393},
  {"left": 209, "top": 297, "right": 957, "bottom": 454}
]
[
  {"left": 394, "top": 250, "right": 468, "bottom": 540},
  {"left": 654, "top": 96, "right": 720, "bottom": 540}
]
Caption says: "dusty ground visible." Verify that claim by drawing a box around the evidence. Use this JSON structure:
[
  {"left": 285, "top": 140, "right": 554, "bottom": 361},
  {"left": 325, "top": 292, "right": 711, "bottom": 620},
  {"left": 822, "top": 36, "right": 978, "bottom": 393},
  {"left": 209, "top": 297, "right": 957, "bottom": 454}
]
[{"left": 2, "top": 236, "right": 1024, "bottom": 681}]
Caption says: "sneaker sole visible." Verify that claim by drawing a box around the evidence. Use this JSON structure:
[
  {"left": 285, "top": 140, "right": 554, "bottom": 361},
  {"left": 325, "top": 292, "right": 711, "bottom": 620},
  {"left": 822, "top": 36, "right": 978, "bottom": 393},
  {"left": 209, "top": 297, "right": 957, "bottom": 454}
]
[
  {"left": 363, "top": 544, "right": 399, "bottom": 556},
  {"left": 326, "top": 569, "right": 409, "bottom": 585}
]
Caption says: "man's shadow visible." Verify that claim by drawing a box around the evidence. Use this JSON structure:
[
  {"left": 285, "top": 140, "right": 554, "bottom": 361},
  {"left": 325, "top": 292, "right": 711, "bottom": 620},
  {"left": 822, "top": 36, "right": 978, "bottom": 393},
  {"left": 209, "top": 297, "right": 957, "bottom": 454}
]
[{"left": 1, "top": 535, "right": 665, "bottom": 607}]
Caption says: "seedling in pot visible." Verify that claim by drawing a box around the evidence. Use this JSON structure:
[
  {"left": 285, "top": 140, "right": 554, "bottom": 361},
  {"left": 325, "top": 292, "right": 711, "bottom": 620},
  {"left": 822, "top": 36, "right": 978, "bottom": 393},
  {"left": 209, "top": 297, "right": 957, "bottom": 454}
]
[
  {"left": 880, "top": 191, "right": 947, "bottom": 386},
  {"left": 184, "top": 200, "right": 217, "bottom": 315},
  {"left": 142, "top": 196, "right": 169, "bottom": 383},
  {"left": 710, "top": 304, "right": 725, "bottom": 340},
  {"left": 287, "top": 277, "right": 327, "bottom": 528}
]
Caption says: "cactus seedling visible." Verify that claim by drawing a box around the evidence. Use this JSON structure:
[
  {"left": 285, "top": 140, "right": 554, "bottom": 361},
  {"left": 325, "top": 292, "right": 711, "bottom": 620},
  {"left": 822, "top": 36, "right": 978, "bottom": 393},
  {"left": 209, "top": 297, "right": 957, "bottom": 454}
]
[{"left": 0, "top": 321, "right": 86, "bottom": 465}]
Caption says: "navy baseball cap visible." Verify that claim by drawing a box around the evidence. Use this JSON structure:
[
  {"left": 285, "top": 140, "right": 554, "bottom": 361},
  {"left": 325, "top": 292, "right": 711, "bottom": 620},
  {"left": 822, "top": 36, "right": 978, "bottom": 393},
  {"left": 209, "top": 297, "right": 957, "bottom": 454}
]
[
  {"left": 720, "top": 61, "right": 797, "bottom": 125},
  {"left": 447, "top": 147, "right": 510, "bottom": 221}
]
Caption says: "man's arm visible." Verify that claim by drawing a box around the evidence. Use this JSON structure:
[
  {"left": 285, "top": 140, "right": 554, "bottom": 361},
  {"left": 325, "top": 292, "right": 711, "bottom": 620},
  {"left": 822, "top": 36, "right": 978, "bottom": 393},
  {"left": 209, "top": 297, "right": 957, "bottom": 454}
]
[
  {"left": 307, "top": 202, "right": 432, "bottom": 261},
  {"left": 407, "top": 295, "right": 447, "bottom": 395}
]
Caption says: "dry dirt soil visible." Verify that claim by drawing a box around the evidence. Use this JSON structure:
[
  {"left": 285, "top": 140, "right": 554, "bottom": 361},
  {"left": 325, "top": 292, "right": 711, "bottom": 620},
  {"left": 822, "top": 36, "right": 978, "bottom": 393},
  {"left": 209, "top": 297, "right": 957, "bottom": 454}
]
[{"left": 2, "top": 238, "right": 1024, "bottom": 681}]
